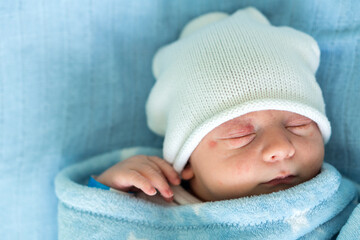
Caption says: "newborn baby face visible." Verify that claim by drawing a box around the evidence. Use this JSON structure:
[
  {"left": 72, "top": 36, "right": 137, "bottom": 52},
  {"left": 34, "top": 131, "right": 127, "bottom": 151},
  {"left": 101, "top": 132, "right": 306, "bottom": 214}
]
[{"left": 184, "top": 110, "right": 324, "bottom": 201}]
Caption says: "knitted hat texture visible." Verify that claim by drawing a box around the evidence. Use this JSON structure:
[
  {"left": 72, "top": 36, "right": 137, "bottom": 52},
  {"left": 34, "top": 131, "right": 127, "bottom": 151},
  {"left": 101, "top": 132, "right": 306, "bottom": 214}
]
[{"left": 146, "top": 7, "right": 331, "bottom": 173}]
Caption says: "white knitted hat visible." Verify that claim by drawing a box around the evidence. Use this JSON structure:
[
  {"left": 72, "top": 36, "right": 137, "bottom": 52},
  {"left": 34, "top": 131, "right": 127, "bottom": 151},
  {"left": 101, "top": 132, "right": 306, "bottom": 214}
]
[{"left": 146, "top": 7, "right": 331, "bottom": 173}]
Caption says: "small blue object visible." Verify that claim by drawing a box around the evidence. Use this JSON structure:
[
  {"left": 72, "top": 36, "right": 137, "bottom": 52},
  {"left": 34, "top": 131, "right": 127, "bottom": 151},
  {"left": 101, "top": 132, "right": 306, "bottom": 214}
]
[{"left": 88, "top": 176, "right": 110, "bottom": 190}]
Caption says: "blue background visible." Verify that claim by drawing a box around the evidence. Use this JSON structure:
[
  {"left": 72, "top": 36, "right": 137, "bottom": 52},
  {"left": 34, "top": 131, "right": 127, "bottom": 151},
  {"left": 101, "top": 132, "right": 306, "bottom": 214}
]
[{"left": 0, "top": 0, "right": 359, "bottom": 239}]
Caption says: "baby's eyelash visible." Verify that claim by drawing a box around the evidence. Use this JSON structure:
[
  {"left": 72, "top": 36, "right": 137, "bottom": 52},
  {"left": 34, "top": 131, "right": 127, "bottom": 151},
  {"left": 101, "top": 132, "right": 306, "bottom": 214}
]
[
  {"left": 224, "top": 134, "right": 256, "bottom": 148},
  {"left": 286, "top": 122, "right": 314, "bottom": 135},
  {"left": 226, "top": 133, "right": 254, "bottom": 139}
]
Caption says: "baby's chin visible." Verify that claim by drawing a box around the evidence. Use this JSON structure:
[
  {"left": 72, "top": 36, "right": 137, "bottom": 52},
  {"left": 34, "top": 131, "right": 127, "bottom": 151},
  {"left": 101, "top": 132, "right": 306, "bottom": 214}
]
[
  {"left": 235, "top": 171, "right": 322, "bottom": 199},
  {"left": 219, "top": 184, "right": 298, "bottom": 200},
  {"left": 216, "top": 176, "right": 319, "bottom": 201},
  {"left": 191, "top": 183, "right": 300, "bottom": 202},
  {"left": 189, "top": 169, "right": 322, "bottom": 201}
]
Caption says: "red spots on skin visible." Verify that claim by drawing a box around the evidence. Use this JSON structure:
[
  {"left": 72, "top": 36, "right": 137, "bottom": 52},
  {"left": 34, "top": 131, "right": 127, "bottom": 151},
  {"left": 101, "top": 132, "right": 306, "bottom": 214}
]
[
  {"left": 208, "top": 140, "right": 217, "bottom": 148},
  {"left": 219, "top": 120, "right": 255, "bottom": 139},
  {"left": 226, "top": 124, "right": 254, "bottom": 138},
  {"left": 212, "top": 116, "right": 255, "bottom": 140}
]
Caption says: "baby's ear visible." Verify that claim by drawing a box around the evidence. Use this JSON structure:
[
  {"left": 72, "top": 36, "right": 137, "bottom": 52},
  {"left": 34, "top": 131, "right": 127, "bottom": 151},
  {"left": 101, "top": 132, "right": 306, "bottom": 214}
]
[{"left": 181, "top": 162, "right": 194, "bottom": 180}]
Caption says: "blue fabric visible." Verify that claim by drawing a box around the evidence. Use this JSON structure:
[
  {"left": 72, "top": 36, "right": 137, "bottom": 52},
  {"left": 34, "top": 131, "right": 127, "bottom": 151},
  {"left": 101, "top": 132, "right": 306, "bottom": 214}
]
[
  {"left": 87, "top": 176, "right": 110, "bottom": 190},
  {"left": 1, "top": 0, "right": 360, "bottom": 239},
  {"left": 338, "top": 203, "right": 360, "bottom": 239},
  {"left": 55, "top": 147, "right": 358, "bottom": 240}
]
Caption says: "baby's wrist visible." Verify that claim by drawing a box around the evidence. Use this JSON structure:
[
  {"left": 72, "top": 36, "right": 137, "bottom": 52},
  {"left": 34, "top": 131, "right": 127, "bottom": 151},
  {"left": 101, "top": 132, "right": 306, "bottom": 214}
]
[
  {"left": 88, "top": 175, "right": 136, "bottom": 195},
  {"left": 88, "top": 175, "right": 111, "bottom": 190}
]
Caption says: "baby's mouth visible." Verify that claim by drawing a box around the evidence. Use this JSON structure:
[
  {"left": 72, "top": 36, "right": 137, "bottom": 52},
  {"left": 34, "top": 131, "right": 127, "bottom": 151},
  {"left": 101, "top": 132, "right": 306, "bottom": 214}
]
[{"left": 264, "top": 175, "right": 296, "bottom": 186}]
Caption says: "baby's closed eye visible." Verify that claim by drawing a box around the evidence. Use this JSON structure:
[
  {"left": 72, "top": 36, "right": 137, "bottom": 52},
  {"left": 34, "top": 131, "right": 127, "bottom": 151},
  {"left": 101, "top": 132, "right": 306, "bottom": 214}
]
[
  {"left": 286, "top": 121, "right": 316, "bottom": 135},
  {"left": 221, "top": 133, "right": 256, "bottom": 148}
]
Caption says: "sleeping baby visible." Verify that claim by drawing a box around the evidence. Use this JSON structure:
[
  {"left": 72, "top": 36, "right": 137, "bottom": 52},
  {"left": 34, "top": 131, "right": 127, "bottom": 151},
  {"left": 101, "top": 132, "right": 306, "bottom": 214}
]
[
  {"left": 92, "top": 7, "right": 334, "bottom": 205},
  {"left": 70, "top": 7, "right": 360, "bottom": 239}
]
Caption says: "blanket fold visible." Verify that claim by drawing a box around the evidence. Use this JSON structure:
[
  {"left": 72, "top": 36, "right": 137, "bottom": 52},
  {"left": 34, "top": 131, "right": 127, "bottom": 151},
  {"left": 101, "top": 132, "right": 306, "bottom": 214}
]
[
  {"left": 55, "top": 147, "right": 358, "bottom": 240},
  {"left": 337, "top": 199, "right": 360, "bottom": 239}
]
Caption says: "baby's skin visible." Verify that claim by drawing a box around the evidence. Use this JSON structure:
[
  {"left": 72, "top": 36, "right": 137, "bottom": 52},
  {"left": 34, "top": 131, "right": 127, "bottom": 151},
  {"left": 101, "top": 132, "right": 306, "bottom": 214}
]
[
  {"left": 96, "top": 155, "right": 181, "bottom": 202},
  {"left": 96, "top": 110, "right": 324, "bottom": 202}
]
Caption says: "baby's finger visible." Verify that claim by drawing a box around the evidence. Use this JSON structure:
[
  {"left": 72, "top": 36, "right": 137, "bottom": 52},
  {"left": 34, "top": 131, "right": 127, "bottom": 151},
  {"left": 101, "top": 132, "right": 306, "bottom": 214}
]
[
  {"left": 140, "top": 166, "right": 174, "bottom": 199},
  {"left": 148, "top": 156, "right": 181, "bottom": 186},
  {"left": 120, "top": 170, "right": 157, "bottom": 196}
]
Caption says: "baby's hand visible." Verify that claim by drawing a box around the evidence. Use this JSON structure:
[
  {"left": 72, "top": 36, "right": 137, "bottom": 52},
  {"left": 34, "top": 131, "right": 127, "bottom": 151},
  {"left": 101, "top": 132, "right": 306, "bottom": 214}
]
[{"left": 95, "top": 155, "right": 181, "bottom": 201}]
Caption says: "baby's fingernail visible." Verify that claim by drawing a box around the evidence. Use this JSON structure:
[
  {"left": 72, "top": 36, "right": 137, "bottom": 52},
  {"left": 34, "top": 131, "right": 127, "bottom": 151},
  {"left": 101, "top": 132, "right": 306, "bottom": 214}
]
[
  {"left": 166, "top": 189, "right": 174, "bottom": 197},
  {"left": 149, "top": 188, "right": 157, "bottom": 196}
]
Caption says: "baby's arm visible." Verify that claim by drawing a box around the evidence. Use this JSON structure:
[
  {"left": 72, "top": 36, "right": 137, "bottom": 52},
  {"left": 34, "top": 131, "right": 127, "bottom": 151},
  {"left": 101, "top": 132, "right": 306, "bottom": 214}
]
[{"left": 94, "top": 155, "right": 181, "bottom": 200}]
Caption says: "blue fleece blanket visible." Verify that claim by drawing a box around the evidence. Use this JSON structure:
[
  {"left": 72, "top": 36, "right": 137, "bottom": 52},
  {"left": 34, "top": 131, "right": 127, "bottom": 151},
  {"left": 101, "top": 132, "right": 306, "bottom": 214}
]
[
  {"left": 55, "top": 147, "right": 358, "bottom": 240},
  {"left": 338, "top": 203, "right": 360, "bottom": 239}
]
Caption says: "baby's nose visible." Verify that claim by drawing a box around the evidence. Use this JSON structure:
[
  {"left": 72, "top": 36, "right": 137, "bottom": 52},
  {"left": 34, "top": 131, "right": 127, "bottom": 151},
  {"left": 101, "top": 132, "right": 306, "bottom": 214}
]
[{"left": 261, "top": 129, "right": 295, "bottom": 162}]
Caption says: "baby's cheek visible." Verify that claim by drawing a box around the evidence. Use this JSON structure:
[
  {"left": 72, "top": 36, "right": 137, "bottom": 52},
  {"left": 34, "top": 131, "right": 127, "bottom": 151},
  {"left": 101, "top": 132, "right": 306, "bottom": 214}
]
[
  {"left": 208, "top": 140, "right": 217, "bottom": 149},
  {"left": 303, "top": 136, "right": 324, "bottom": 158},
  {"left": 298, "top": 139, "right": 324, "bottom": 174},
  {"left": 235, "top": 161, "right": 251, "bottom": 175}
]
